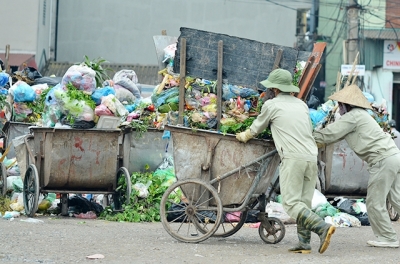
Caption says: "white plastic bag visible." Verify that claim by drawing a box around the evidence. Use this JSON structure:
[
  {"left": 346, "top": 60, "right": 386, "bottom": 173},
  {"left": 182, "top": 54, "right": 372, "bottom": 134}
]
[
  {"left": 133, "top": 181, "right": 152, "bottom": 198},
  {"left": 312, "top": 189, "right": 328, "bottom": 210}
]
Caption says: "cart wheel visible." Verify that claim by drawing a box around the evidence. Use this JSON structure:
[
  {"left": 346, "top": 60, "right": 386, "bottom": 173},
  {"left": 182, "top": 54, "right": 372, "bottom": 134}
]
[
  {"left": 387, "top": 199, "right": 400, "bottom": 221},
  {"left": 23, "top": 164, "right": 39, "bottom": 217},
  {"left": 195, "top": 210, "right": 248, "bottom": 238},
  {"left": 160, "top": 179, "right": 223, "bottom": 243},
  {"left": 113, "top": 167, "right": 132, "bottom": 211},
  {"left": 0, "top": 162, "right": 7, "bottom": 196},
  {"left": 258, "top": 216, "right": 286, "bottom": 244}
]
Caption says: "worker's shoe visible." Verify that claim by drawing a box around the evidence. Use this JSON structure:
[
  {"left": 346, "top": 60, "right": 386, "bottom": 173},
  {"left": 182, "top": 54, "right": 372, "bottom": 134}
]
[
  {"left": 296, "top": 208, "right": 336, "bottom": 254},
  {"left": 288, "top": 224, "right": 311, "bottom": 254},
  {"left": 367, "top": 240, "right": 399, "bottom": 248}
]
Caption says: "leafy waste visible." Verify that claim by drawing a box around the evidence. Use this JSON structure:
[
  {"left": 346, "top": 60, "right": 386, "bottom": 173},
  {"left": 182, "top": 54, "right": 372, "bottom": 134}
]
[
  {"left": 0, "top": 195, "right": 11, "bottom": 214},
  {"left": 100, "top": 168, "right": 179, "bottom": 222}
]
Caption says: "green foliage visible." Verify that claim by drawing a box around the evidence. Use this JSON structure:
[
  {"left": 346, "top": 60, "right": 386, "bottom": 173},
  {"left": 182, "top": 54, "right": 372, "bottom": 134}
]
[
  {"left": 25, "top": 86, "right": 52, "bottom": 122},
  {"left": 80, "top": 55, "right": 111, "bottom": 88},
  {"left": 100, "top": 168, "right": 178, "bottom": 222},
  {"left": 64, "top": 83, "right": 96, "bottom": 110}
]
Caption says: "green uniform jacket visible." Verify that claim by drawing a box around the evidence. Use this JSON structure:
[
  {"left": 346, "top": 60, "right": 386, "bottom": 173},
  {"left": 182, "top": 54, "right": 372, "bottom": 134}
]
[
  {"left": 313, "top": 108, "right": 400, "bottom": 164},
  {"left": 250, "top": 93, "right": 317, "bottom": 162}
]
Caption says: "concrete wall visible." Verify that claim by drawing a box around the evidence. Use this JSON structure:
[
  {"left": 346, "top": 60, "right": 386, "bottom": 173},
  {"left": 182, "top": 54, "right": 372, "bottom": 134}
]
[
  {"left": 0, "top": 0, "right": 39, "bottom": 53},
  {"left": 56, "top": 0, "right": 310, "bottom": 65},
  {"left": 364, "top": 68, "right": 393, "bottom": 118},
  {"left": 36, "top": 0, "right": 57, "bottom": 70}
]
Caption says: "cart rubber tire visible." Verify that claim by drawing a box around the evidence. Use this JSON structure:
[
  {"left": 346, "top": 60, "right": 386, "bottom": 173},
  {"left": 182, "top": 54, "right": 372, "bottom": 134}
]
[
  {"left": 0, "top": 162, "right": 7, "bottom": 196},
  {"left": 258, "top": 216, "right": 286, "bottom": 244},
  {"left": 160, "top": 179, "right": 223, "bottom": 243},
  {"left": 113, "top": 167, "right": 132, "bottom": 211},
  {"left": 23, "top": 164, "right": 39, "bottom": 217},
  {"left": 387, "top": 199, "right": 400, "bottom": 221}
]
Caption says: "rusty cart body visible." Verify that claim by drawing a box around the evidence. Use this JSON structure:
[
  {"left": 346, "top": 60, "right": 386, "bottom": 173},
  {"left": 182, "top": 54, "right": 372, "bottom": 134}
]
[
  {"left": 22, "top": 127, "right": 132, "bottom": 217},
  {"left": 121, "top": 127, "right": 172, "bottom": 172},
  {"left": 318, "top": 139, "right": 399, "bottom": 221},
  {"left": 160, "top": 125, "right": 283, "bottom": 243}
]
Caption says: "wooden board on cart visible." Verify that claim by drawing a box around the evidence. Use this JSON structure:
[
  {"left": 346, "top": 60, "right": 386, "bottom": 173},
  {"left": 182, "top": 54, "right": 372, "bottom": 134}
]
[{"left": 174, "top": 27, "right": 310, "bottom": 91}]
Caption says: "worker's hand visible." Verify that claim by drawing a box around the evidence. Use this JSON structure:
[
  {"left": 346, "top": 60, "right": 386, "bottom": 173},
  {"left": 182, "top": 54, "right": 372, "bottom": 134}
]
[
  {"left": 316, "top": 142, "right": 325, "bottom": 149},
  {"left": 236, "top": 129, "right": 254, "bottom": 143}
]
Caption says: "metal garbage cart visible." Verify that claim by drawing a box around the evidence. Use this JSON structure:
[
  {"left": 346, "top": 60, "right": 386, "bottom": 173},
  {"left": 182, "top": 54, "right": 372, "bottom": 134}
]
[
  {"left": 160, "top": 125, "right": 282, "bottom": 243},
  {"left": 22, "top": 127, "right": 132, "bottom": 217},
  {"left": 319, "top": 139, "right": 399, "bottom": 221},
  {"left": 121, "top": 127, "right": 172, "bottom": 172},
  {"left": 0, "top": 122, "right": 32, "bottom": 196}
]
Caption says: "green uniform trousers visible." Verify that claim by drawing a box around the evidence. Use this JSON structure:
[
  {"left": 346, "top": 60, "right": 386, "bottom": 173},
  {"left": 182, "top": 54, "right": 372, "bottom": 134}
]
[
  {"left": 367, "top": 153, "right": 400, "bottom": 242},
  {"left": 279, "top": 158, "right": 318, "bottom": 219}
]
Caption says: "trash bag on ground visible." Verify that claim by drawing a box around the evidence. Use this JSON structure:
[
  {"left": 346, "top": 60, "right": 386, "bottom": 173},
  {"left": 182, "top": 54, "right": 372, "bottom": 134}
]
[
  {"left": 67, "top": 195, "right": 103, "bottom": 215},
  {"left": 311, "top": 189, "right": 328, "bottom": 210},
  {"left": 314, "top": 202, "right": 339, "bottom": 219},
  {"left": 337, "top": 199, "right": 359, "bottom": 215},
  {"left": 325, "top": 212, "right": 361, "bottom": 227}
]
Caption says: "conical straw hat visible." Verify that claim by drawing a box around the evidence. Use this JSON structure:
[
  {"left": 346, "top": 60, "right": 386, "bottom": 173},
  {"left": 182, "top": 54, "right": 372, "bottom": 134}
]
[{"left": 328, "top": 84, "right": 372, "bottom": 109}]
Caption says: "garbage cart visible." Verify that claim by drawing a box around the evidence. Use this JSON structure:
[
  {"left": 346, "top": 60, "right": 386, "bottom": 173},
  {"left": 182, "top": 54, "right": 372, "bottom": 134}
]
[
  {"left": 160, "top": 125, "right": 283, "bottom": 243},
  {"left": 22, "top": 127, "right": 132, "bottom": 217}
]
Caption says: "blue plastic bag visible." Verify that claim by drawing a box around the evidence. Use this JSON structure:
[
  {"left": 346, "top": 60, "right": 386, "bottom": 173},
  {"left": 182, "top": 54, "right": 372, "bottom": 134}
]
[
  {"left": 0, "top": 72, "right": 9, "bottom": 87},
  {"left": 91, "top": 86, "right": 115, "bottom": 105},
  {"left": 13, "top": 81, "right": 36, "bottom": 102}
]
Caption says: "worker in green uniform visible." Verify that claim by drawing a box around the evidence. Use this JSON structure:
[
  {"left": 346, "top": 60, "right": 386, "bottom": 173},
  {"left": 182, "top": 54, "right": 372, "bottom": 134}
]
[
  {"left": 236, "top": 68, "right": 336, "bottom": 254},
  {"left": 313, "top": 84, "right": 400, "bottom": 248}
]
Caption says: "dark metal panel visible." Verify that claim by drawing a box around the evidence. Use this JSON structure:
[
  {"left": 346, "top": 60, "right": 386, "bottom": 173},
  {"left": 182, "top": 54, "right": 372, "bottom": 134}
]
[{"left": 364, "top": 39, "right": 384, "bottom": 70}]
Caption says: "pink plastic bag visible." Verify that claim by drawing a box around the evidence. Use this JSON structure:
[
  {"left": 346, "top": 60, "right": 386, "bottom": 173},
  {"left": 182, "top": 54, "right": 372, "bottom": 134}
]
[
  {"left": 225, "top": 212, "right": 241, "bottom": 222},
  {"left": 74, "top": 211, "right": 97, "bottom": 219}
]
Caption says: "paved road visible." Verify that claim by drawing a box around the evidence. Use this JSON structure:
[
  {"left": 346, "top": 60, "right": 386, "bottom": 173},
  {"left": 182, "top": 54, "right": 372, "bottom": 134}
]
[{"left": 0, "top": 216, "right": 399, "bottom": 264}]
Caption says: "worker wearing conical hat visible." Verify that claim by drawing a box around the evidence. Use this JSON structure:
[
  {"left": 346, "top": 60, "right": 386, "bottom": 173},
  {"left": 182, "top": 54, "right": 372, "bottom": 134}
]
[
  {"left": 237, "top": 68, "right": 336, "bottom": 254},
  {"left": 313, "top": 84, "right": 400, "bottom": 248}
]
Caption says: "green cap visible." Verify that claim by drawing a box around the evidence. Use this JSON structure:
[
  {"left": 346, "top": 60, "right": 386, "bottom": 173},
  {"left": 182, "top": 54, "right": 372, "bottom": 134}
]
[{"left": 260, "top": 69, "right": 300, "bottom": 93}]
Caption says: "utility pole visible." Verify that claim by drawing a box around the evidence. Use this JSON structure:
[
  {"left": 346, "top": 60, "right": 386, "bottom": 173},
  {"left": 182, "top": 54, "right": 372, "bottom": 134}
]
[{"left": 347, "top": 0, "right": 359, "bottom": 64}]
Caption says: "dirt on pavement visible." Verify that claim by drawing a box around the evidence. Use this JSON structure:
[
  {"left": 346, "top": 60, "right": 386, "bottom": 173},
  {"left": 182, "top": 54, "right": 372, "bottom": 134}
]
[{"left": 0, "top": 216, "right": 399, "bottom": 264}]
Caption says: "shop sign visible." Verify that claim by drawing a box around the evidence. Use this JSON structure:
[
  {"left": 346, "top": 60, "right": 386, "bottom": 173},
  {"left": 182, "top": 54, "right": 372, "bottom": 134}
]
[
  {"left": 341, "top": 64, "right": 365, "bottom": 76},
  {"left": 383, "top": 40, "right": 400, "bottom": 70}
]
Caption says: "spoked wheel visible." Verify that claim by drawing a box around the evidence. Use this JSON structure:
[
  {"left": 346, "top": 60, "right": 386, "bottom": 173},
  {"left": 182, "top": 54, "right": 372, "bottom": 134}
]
[
  {"left": 113, "top": 167, "right": 132, "bottom": 211},
  {"left": 23, "top": 164, "right": 39, "bottom": 217},
  {"left": 0, "top": 162, "right": 7, "bottom": 196},
  {"left": 195, "top": 210, "right": 248, "bottom": 238},
  {"left": 160, "top": 179, "right": 223, "bottom": 243},
  {"left": 387, "top": 199, "right": 400, "bottom": 221},
  {"left": 258, "top": 215, "right": 286, "bottom": 244}
]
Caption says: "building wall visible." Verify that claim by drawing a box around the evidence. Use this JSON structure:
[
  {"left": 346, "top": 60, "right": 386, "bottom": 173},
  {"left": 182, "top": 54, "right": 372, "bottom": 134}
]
[
  {"left": 0, "top": 0, "right": 40, "bottom": 53},
  {"left": 36, "top": 0, "right": 57, "bottom": 70},
  {"left": 364, "top": 68, "right": 393, "bottom": 117},
  {"left": 55, "top": 0, "right": 310, "bottom": 65},
  {"left": 319, "top": 0, "right": 387, "bottom": 101}
]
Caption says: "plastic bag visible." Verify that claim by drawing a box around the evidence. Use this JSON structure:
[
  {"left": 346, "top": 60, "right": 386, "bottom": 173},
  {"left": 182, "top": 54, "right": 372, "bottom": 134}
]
[
  {"left": 0, "top": 72, "right": 9, "bottom": 87},
  {"left": 325, "top": 212, "right": 361, "bottom": 227},
  {"left": 91, "top": 86, "right": 115, "bottom": 105},
  {"left": 95, "top": 104, "right": 114, "bottom": 116},
  {"left": 12, "top": 81, "right": 36, "bottom": 102},
  {"left": 133, "top": 182, "right": 151, "bottom": 198},
  {"left": 337, "top": 199, "right": 359, "bottom": 215},
  {"left": 314, "top": 202, "right": 339, "bottom": 219},
  {"left": 114, "top": 85, "right": 136, "bottom": 103},
  {"left": 151, "top": 87, "right": 179, "bottom": 107},
  {"left": 113, "top": 70, "right": 141, "bottom": 99},
  {"left": 311, "top": 189, "right": 328, "bottom": 210},
  {"left": 266, "top": 201, "right": 292, "bottom": 222},
  {"left": 101, "top": 94, "right": 128, "bottom": 117},
  {"left": 61, "top": 65, "right": 96, "bottom": 93},
  {"left": 74, "top": 211, "right": 97, "bottom": 219}
]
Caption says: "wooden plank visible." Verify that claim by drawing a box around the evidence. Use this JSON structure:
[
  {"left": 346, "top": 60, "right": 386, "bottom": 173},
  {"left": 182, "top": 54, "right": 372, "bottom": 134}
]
[
  {"left": 216, "top": 41, "right": 223, "bottom": 130},
  {"left": 174, "top": 27, "right": 300, "bottom": 90},
  {"left": 273, "top": 49, "right": 283, "bottom": 70},
  {"left": 178, "top": 38, "right": 186, "bottom": 125},
  {"left": 297, "top": 42, "right": 326, "bottom": 100}
]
